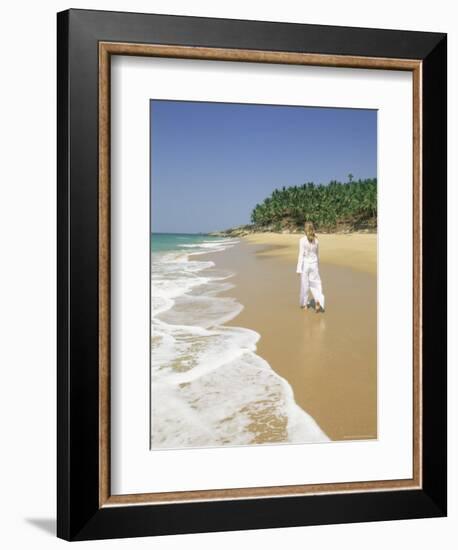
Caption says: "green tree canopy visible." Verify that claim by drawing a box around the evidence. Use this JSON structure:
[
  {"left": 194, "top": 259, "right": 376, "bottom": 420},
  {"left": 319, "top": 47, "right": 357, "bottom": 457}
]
[{"left": 250, "top": 178, "right": 377, "bottom": 232}]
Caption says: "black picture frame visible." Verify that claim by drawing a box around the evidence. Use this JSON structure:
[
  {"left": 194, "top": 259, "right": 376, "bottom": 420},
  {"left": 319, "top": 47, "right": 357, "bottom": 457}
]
[{"left": 57, "top": 8, "right": 447, "bottom": 541}]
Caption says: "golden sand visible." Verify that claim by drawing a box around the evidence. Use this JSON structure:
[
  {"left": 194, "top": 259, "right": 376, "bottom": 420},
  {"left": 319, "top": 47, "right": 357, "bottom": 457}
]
[
  {"left": 243, "top": 232, "right": 377, "bottom": 274},
  {"left": 204, "top": 232, "right": 377, "bottom": 441}
]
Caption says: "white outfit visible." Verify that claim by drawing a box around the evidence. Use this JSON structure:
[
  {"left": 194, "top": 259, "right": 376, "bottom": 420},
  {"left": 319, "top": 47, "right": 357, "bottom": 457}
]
[{"left": 296, "top": 236, "right": 325, "bottom": 309}]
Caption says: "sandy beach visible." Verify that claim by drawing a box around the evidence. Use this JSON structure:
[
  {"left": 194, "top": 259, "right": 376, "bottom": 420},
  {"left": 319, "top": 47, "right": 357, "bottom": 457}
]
[
  {"left": 243, "top": 232, "right": 377, "bottom": 275},
  {"left": 204, "top": 232, "right": 377, "bottom": 442}
]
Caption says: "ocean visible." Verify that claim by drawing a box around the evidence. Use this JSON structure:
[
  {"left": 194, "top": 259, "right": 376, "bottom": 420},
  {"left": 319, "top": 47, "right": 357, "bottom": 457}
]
[{"left": 150, "top": 233, "right": 328, "bottom": 449}]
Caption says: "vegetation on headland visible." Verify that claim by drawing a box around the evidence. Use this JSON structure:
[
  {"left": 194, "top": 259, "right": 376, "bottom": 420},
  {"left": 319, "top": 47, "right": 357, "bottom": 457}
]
[{"left": 211, "top": 177, "right": 377, "bottom": 237}]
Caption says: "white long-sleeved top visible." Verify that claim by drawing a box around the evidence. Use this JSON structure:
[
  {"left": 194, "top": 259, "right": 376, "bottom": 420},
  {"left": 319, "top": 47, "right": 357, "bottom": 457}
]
[{"left": 296, "top": 236, "right": 319, "bottom": 273}]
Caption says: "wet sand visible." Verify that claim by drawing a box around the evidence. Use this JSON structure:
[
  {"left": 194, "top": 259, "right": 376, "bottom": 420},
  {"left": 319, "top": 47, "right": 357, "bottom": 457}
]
[{"left": 204, "top": 233, "right": 377, "bottom": 441}]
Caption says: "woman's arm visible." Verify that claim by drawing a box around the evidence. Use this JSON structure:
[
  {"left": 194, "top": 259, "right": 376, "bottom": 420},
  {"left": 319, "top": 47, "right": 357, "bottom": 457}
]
[{"left": 296, "top": 238, "right": 304, "bottom": 273}]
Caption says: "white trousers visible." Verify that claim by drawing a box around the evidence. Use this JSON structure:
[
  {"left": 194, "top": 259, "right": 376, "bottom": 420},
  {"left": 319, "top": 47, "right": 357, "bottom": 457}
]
[{"left": 300, "top": 262, "right": 325, "bottom": 309}]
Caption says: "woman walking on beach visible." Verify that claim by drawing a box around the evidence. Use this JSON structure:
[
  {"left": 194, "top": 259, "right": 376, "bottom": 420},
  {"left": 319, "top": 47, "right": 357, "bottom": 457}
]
[{"left": 297, "top": 222, "right": 325, "bottom": 312}]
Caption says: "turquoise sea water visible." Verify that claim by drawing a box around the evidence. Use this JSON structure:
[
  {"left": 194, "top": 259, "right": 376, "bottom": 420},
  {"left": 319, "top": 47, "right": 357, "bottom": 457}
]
[
  {"left": 149, "top": 231, "right": 329, "bottom": 449},
  {"left": 151, "top": 232, "right": 223, "bottom": 253}
]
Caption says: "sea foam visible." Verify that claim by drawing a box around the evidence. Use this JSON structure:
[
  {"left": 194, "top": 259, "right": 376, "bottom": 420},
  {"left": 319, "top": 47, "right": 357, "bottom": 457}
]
[{"left": 150, "top": 237, "right": 328, "bottom": 449}]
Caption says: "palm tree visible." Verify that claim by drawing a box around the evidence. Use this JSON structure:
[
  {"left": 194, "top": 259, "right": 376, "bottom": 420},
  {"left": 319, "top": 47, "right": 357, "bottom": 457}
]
[{"left": 250, "top": 178, "right": 377, "bottom": 231}]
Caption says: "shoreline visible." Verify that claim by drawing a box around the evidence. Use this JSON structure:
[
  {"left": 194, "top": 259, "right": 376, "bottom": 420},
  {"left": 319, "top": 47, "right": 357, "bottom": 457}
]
[{"left": 202, "top": 232, "right": 377, "bottom": 441}]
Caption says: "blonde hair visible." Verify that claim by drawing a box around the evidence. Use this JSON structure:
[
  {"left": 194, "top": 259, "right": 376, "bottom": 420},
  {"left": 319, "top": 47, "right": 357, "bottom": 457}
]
[{"left": 304, "top": 222, "right": 316, "bottom": 243}]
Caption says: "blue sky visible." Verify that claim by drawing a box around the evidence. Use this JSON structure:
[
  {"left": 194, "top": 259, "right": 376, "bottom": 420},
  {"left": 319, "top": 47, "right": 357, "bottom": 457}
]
[{"left": 150, "top": 100, "right": 377, "bottom": 234}]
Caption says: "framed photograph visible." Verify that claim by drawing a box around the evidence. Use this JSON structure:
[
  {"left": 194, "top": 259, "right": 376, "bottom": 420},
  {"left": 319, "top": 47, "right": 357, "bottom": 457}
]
[{"left": 57, "top": 9, "right": 447, "bottom": 541}]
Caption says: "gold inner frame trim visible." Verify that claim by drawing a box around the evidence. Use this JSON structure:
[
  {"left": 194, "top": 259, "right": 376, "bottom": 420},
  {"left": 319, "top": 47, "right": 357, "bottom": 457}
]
[{"left": 98, "top": 41, "right": 422, "bottom": 507}]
